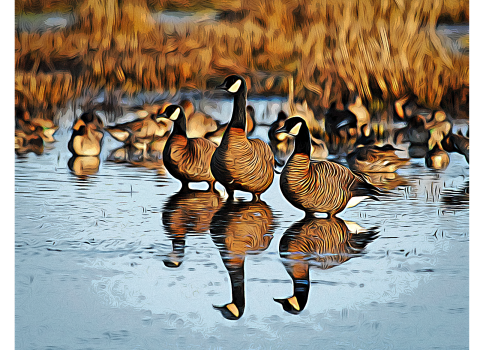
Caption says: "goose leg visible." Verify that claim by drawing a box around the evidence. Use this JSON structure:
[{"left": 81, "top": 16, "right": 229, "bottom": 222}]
[{"left": 252, "top": 193, "right": 261, "bottom": 202}]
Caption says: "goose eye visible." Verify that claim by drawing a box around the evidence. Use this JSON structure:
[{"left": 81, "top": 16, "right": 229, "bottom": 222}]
[
  {"left": 289, "top": 122, "right": 302, "bottom": 136},
  {"left": 227, "top": 79, "right": 242, "bottom": 93}
]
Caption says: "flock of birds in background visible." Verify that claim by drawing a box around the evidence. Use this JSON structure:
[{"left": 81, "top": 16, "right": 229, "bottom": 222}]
[{"left": 14, "top": 74, "right": 470, "bottom": 318}]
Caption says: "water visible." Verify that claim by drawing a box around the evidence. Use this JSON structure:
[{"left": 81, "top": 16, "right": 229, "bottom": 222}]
[{"left": 15, "top": 107, "right": 469, "bottom": 349}]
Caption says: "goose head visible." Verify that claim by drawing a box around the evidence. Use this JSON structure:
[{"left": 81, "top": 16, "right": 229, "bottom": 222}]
[
  {"left": 216, "top": 75, "right": 247, "bottom": 95},
  {"left": 156, "top": 105, "right": 185, "bottom": 122}
]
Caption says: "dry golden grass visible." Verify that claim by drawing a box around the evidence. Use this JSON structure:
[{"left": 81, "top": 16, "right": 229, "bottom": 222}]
[{"left": 15, "top": 0, "right": 469, "bottom": 119}]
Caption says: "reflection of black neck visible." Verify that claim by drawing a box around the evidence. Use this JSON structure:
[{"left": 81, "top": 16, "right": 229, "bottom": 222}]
[
  {"left": 292, "top": 276, "right": 310, "bottom": 311},
  {"left": 227, "top": 90, "right": 247, "bottom": 132},
  {"left": 228, "top": 263, "right": 246, "bottom": 310},
  {"left": 172, "top": 114, "right": 187, "bottom": 137},
  {"left": 293, "top": 122, "right": 312, "bottom": 156}
]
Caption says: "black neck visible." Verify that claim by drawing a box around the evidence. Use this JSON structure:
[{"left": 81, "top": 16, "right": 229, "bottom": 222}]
[
  {"left": 171, "top": 114, "right": 187, "bottom": 137},
  {"left": 292, "top": 275, "right": 310, "bottom": 310},
  {"left": 227, "top": 90, "right": 247, "bottom": 132},
  {"left": 293, "top": 122, "right": 312, "bottom": 156},
  {"left": 229, "top": 263, "right": 246, "bottom": 308}
]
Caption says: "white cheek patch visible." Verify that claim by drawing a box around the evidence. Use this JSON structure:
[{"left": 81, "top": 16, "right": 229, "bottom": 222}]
[
  {"left": 289, "top": 122, "right": 302, "bottom": 136},
  {"left": 227, "top": 79, "right": 242, "bottom": 93},
  {"left": 170, "top": 108, "right": 181, "bottom": 120}
]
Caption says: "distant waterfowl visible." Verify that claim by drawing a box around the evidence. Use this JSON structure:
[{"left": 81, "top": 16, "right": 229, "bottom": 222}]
[
  {"left": 159, "top": 105, "right": 218, "bottom": 191},
  {"left": 211, "top": 75, "right": 275, "bottom": 201},
  {"left": 274, "top": 217, "right": 378, "bottom": 314},
  {"left": 105, "top": 110, "right": 172, "bottom": 153},
  {"left": 210, "top": 200, "right": 274, "bottom": 320},
  {"left": 68, "top": 112, "right": 104, "bottom": 156},
  {"left": 354, "top": 124, "right": 376, "bottom": 147},
  {"left": 347, "top": 127, "right": 409, "bottom": 173},
  {"left": 15, "top": 129, "right": 44, "bottom": 155},
  {"left": 324, "top": 103, "right": 358, "bottom": 154},
  {"left": 15, "top": 106, "right": 58, "bottom": 143},
  {"left": 277, "top": 117, "right": 384, "bottom": 218},
  {"left": 425, "top": 145, "right": 450, "bottom": 170},
  {"left": 364, "top": 172, "right": 410, "bottom": 191},
  {"left": 180, "top": 99, "right": 218, "bottom": 138},
  {"left": 441, "top": 130, "right": 469, "bottom": 163},
  {"left": 393, "top": 115, "right": 430, "bottom": 146},
  {"left": 393, "top": 95, "right": 431, "bottom": 122},
  {"left": 425, "top": 111, "right": 452, "bottom": 150},
  {"left": 347, "top": 95, "right": 371, "bottom": 136}
]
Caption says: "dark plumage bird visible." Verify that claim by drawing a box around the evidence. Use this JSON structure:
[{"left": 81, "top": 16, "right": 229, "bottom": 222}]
[
  {"left": 211, "top": 75, "right": 275, "bottom": 201},
  {"left": 277, "top": 117, "right": 384, "bottom": 218},
  {"left": 324, "top": 103, "right": 358, "bottom": 154},
  {"left": 68, "top": 111, "right": 104, "bottom": 156},
  {"left": 274, "top": 217, "right": 378, "bottom": 314},
  {"left": 15, "top": 128, "right": 44, "bottom": 155},
  {"left": 393, "top": 115, "right": 430, "bottom": 145},
  {"left": 158, "top": 105, "right": 218, "bottom": 191},
  {"left": 441, "top": 131, "right": 469, "bottom": 163}
]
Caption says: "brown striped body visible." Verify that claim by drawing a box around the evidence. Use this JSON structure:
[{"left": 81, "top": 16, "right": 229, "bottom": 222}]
[
  {"left": 211, "top": 128, "right": 274, "bottom": 196},
  {"left": 213, "top": 75, "right": 274, "bottom": 199},
  {"left": 281, "top": 155, "right": 360, "bottom": 215},
  {"left": 163, "top": 134, "right": 217, "bottom": 186},
  {"left": 277, "top": 117, "right": 382, "bottom": 217},
  {"left": 347, "top": 145, "right": 409, "bottom": 173}
]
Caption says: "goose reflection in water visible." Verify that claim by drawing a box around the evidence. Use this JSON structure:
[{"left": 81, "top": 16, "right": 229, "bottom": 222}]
[
  {"left": 274, "top": 217, "right": 378, "bottom": 314},
  {"left": 162, "top": 190, "right": 223, "bottom": 267},
  {"left": 68, "top": 156, "right": 100, "bottom": 177},
  {"left": 210, "top": 200, "right": 275, "bottom": 320}
]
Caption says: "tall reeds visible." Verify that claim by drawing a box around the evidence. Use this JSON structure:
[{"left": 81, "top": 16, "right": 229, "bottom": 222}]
[{"left": 15, "top": 0, "right": 469, "bottom": 120}]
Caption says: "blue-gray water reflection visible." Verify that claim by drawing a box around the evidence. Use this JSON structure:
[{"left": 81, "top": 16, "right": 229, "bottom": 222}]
[{"left": 16, "top": 112, "right": 468, "bottom": 349}]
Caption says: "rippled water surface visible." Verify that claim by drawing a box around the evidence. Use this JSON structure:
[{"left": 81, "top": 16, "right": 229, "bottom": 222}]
[{"left": 16, "top": 116, "right": 469, "bottom": 349}]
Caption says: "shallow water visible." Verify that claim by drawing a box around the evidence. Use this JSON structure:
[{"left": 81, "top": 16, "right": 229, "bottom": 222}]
[{"left": 16, "top": 108, "right": 468, "bottom": 349}]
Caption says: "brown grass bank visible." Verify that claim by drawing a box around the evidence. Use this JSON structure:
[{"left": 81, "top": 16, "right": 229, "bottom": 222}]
[{"left": 15, "top": 0, "right": 469, "bottom": 120}]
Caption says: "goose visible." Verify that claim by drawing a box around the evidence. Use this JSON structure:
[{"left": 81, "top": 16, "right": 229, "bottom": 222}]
[
  {"left": 276, "top": 117, "right": 384, "bottom": 218},
  {"left": 347, "top": 126, "right": 409, "bottom": 173},
  {"left": 158, "top": 105, "right": 218, "bottom": 191},
  {"left": 180, "top": 99, "right": 218, "bottom": 138},
  {"left": 205, "top": 106, "right": 256, "bottom": 146},
  {"left": 211, "top": 75, "right": 275, "bottom": 201},
  {"left": 68, "top": 112, "right": 104, "bottom": 156}
]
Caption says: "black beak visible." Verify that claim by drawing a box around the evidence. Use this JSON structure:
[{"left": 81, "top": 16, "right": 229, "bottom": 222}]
[
  {"left": 216, "top": 81, "right": 228, "bottom": 90},
  {"left": 276, "top": 126, "right": 288, "bottom": 134}
]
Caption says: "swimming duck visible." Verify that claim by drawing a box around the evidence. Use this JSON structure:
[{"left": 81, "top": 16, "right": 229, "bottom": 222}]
[
  {"left": 441, "top": 130, "right": 469, "bottom": 163},
  {"left": 425, "top": 110, "right": 452, "bottom": 150},
  {"left": 347, "top": 127, "right": 409, "bottom": 173},
  {"left": 425, "top": 144, "right": 450, "bottom": 170},
  {"left": 393, "top": 115, "right": 430, "bottom": 146},
  {"left": 324, "top": 102, "right": 358, "bottom": 154},
  {"left": 211, "top": 75, "right": 275, "bottom": 201},
  {"left": 274, "top": 217, "right": 378, "bottom": 314},
  {"left": 158, "top": 105, "right": 218, "bottom": 191},
  {"left": 68, "top": 111, "right": 104, "bottom": 156},
  {"left": 210, "top": 200, "right": 274, "bottom": 320},
  {"left": 347, "top": 95, "right": 371, "bottom": 136},
  {"left": 354, "top": 124, "right": 376, "bottom": 147},
  {"left": 277, "top": 117, "right": 384, "bottom": 218}
]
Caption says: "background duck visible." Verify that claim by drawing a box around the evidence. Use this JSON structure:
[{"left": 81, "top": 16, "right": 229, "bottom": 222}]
[
  {"left": 324, "top": 102, "right": 358, "bottom": 154},
  {"left": 15, "top": 128, "right": 44, "bottom": 155},
  {"left": 277, "top": 117, "right": 384, "bottom": 218},
  {"left": 105, "top": 109, "right": 172, "bottom": 153},
  {"left": 179, "top": 99, "right": 218, "bottom": 138},
  {"left": 347, "top": 128, "right": 409, "bottom": 173},
  {"left": 211, "top": 75, "right": 275, "bottom": 201},
  {"left": 425, "top": 144, "right": 450, "bottom": 170},
  {"left": 441, "top": 130, "right": 469, "bottom": 163},
  {"left": 274, "top": 217, "right": 378, "bottom": 314},
  {"left": 159, "top": 105, "right": 218, "bottom": 191},
  {"left": 347, "top": 95, "right": 371, "bottom": 137},
  {"left": 67, "top": 156, "right": 100, "bottom": 176},
  {"left": 68, "top": 111, "right": 104, "bottom": 156}
]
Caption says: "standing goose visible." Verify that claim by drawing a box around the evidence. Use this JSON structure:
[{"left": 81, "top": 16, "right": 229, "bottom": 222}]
[
  {"left": 211, "top": 75, "right": 275, "bottom": 201},
  {"left": 277, "top": 117, "right": 384, "bottom": 218},
  {"left": 158, "top": 105, "right": 218, "bottom": 191}
]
